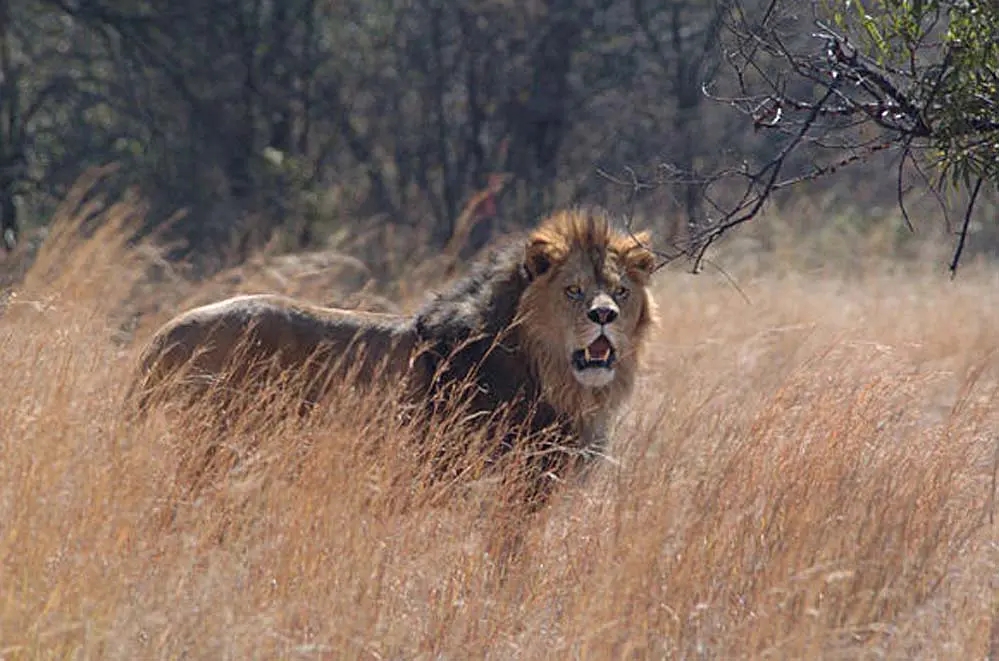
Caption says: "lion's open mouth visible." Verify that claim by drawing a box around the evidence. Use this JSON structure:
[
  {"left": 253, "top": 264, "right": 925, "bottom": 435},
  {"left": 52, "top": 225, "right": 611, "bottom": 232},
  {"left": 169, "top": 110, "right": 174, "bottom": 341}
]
[{"left": 571, "top": 335, "right": 616, "bottom": 371}]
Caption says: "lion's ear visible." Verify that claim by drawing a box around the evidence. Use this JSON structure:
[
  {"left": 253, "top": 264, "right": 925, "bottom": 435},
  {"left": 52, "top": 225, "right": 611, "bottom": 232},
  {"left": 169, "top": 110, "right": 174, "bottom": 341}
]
[
  {"left": 624, "top": 231, "right": 656, "bottom": 278},
  {"left": 525, "top": 236, "right": 563, "bottom": 279}
]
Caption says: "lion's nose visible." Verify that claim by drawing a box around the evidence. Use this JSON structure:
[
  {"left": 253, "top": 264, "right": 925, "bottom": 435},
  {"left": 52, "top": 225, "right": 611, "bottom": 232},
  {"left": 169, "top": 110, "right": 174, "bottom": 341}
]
[{"left": 588, "top": 305, "right": 618, "bottom": 325}]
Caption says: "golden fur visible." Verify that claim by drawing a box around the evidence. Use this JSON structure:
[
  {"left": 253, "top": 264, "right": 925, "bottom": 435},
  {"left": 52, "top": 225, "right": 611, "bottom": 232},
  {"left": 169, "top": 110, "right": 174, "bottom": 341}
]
[{"left": 127, "top": 207, "right": 657, "bottom": 504}]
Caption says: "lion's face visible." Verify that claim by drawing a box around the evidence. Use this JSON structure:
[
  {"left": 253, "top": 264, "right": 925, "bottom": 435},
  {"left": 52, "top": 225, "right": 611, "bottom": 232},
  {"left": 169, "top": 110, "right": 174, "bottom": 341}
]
[
  {"left": 518, "top": 210, "right": 657, "bottom": 391},
  {"left": 551, "top": 249, "right": 648, "bottom": 388}
]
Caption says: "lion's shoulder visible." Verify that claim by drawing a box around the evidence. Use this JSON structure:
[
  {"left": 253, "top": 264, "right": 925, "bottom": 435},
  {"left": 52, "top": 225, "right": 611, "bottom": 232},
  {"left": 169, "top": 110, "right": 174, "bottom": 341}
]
[
  {"left": 414, "top": 238, "right": 527, "bottom": 345},
  {"left": 409, "top": 238, "right": 541, "bottom": 409}
]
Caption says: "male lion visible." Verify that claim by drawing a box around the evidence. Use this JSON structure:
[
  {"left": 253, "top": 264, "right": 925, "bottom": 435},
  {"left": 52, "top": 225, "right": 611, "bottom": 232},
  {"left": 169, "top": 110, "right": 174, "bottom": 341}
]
[{"left": 128, "top": 207, "right": 657, "bottom": 505}]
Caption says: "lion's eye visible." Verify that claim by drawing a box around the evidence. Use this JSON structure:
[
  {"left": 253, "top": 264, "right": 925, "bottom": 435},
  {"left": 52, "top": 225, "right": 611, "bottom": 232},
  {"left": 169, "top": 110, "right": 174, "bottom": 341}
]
[
  {"left": 614, "top": 286, "right": 630, "bottom": 300},
  {"left": 565, "top": 285, "right": 584, "bottom": 301}
]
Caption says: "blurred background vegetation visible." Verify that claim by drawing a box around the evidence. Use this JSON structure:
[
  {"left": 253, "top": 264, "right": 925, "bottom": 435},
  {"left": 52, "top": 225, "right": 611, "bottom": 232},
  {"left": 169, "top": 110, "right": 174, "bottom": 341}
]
[{"left": 0, "top": 0, "right": 996, "bottom": 285}]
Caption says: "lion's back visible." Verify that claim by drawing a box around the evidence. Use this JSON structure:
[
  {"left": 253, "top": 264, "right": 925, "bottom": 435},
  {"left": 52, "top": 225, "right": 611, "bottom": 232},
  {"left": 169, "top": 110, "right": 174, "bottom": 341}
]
[{"left": 129, "top": 294, "right": 417, "bottom": 412}]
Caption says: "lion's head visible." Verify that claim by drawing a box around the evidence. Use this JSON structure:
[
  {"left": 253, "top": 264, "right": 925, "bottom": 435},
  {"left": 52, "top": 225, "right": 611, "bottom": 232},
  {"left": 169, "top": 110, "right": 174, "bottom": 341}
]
[{"left": 517, "top": 208, "right": 657, "bottom": 400}]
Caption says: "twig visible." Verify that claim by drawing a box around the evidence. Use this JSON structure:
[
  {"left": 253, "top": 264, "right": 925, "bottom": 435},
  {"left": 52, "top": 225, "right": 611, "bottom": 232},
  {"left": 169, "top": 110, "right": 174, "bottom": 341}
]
[
  {"left": 896, "top": 139, "right": 916, "bottom": 233},
  {"left": 949, "top": 176, "right": 983, "bottom": 277},
  {"left": 700, "top": 256, "right": 752, "bottom": 305}
]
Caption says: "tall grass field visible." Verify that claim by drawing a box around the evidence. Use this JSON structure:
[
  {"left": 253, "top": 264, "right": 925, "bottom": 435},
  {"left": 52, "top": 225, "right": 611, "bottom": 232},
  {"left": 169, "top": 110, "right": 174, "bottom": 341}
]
[{"left": 3, "top": 188, "right": 999, "bottom": 659}]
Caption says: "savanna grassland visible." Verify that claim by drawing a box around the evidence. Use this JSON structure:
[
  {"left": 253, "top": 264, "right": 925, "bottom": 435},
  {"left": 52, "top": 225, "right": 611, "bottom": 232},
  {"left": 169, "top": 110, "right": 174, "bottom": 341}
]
[{"left": 4, "top": 190, "right": 999, "bottom": 660}]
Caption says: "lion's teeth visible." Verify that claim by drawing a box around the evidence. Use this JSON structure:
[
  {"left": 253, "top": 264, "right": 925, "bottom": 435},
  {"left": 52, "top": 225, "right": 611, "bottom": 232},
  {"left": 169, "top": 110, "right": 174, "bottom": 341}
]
[{"left": 583, "top": 347, "right": 592, "bottom": 362}]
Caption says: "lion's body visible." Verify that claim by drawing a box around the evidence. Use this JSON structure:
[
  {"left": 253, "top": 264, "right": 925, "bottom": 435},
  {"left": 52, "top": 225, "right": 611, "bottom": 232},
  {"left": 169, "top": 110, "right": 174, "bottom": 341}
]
[{"left": 129, "top": 207, "right": 657, "bottom": 505}]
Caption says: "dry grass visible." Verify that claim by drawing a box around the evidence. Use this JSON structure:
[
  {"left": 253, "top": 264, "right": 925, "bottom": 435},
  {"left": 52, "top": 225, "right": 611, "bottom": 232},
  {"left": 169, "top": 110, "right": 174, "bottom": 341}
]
[{"left": 4, "top": 190, "right": 999, "bottom": 660}]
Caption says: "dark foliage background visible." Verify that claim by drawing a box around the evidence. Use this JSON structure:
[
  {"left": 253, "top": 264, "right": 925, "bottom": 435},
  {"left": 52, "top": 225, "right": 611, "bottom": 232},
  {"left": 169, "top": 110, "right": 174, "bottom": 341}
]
[{"left": 1, "top": 0, "right": 996, "bottom": 278}]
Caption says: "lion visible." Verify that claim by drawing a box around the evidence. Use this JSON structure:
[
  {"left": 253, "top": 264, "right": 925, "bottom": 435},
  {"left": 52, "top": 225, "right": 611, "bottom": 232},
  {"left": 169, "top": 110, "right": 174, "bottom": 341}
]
[{"left": 127, "top": 207, "right": 657, "bottom": 506}]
